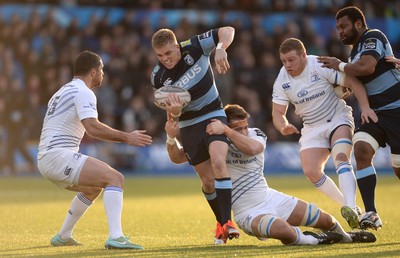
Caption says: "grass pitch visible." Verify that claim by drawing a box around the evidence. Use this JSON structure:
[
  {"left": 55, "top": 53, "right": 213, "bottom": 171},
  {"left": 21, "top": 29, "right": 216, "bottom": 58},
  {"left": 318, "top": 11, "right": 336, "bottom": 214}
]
[{"left": 0, "top": 174, "right": 399, "bottom": 257}]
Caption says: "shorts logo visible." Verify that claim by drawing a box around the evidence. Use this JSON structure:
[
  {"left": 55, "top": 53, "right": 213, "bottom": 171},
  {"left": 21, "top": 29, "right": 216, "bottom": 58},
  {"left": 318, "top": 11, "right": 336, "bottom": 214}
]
[
  {"left": 364, "top": 38, "right": 377, "bottom": 50},
  {"left": 184, "top": 54, "right": 194, "bottom": 65},
  {"left": 64, "top": 166, "right": 73, "bottom": 176},
  {"left": 73, "top": 153, "right": 82, "bottom": 160}
]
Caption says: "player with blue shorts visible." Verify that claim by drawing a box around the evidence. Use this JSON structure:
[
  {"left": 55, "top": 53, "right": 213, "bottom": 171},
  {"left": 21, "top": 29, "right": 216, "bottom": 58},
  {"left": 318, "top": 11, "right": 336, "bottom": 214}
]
[
  {"left": 318, "top": 6, "right": 400, "bottom": 230},
  {"left": 150, "top": 27, "right": 239, "bottom": 244}
]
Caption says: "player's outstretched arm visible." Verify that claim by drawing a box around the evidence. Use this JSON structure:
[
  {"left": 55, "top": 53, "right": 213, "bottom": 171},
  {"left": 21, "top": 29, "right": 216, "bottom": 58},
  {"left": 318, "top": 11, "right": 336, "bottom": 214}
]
[
  {"left": 272, "top": 103, "right": 300, "bottom": 136},
  {"left": 344, "top": 75, "right": 378, "bottom": 124},
  {"left": 214, "top": 26, "right": 235, "bottom": 75},
  {"left": 82, "top": 117, "right": 152, "bottom": 146},
  {"left": 318, "top": 55, "right": 377, "bottom": 76}
]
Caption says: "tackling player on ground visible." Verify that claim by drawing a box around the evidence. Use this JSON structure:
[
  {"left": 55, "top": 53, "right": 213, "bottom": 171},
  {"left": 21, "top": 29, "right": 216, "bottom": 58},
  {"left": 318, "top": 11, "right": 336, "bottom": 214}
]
[{"left": 165, "top": 103, "right": 376, "bottom": 245}]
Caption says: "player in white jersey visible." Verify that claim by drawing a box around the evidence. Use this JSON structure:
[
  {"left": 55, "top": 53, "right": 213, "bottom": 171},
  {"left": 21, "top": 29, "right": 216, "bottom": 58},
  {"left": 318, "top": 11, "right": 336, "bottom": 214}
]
[
  {"left": 165, "top": 103, "right": 376, "bottom": 244},
  {"left": 272, "top": 38, "right": 378, "bottom": 229},
  {"left": 37, "top": 51, "right": 152, "bottom": 250}
]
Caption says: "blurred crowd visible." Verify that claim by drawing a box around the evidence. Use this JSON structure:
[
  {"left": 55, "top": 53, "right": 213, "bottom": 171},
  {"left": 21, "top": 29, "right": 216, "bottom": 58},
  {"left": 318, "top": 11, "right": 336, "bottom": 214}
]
[{"left": 1, "top": 0, "right": 399, "bottom": 173}]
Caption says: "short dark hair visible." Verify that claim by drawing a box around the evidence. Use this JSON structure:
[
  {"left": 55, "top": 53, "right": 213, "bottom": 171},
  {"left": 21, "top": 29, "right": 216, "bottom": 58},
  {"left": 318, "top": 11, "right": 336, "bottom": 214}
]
[
  {"left": 224, "top": 104, "right": 250, "bottom": 123},
  {"left": 336, "top": 6, "right": 367, "bottom": 28},
  {"left": 74, "top": 50, "right": 102, "bottom": 76}
]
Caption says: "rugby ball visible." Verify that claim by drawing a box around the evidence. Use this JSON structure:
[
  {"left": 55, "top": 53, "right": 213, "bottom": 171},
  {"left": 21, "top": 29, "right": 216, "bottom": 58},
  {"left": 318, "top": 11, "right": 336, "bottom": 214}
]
[
  {"left": 334, "top": 85, "right": 352, "bottom": 99},
  {"left": 153, "top": 86, "right": 191, "bottom": 110}
]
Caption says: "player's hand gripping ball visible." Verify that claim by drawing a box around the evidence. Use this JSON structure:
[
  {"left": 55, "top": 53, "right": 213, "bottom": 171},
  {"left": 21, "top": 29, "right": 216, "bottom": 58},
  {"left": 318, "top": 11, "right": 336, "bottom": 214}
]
[{"left": 153, "top": 86, "right": 191, "bottom": 110}]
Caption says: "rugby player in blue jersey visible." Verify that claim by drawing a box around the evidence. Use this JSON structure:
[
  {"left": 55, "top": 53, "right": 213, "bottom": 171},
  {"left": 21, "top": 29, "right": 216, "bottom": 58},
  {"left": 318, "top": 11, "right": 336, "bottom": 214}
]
[
  {"left": 150, "top": 27, "right": 239, "bottom": 244},
  {"left": 318, "top": 6, "right": 400, "bottom": 230}
]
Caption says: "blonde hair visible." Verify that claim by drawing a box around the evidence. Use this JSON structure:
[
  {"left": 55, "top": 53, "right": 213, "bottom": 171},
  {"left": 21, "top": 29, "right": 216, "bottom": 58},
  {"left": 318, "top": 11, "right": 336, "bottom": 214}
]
[
  {"left": 151, "top": 28, "right": 177, "bottom": 49},
  {"left": 279, "top": 38, "right": 306, "bottom": 55}
]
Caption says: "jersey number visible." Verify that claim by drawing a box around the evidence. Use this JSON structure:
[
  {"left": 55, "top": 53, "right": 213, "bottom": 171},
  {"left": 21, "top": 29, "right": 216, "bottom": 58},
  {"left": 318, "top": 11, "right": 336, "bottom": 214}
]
[{"left": 47, "top": 96, "right": 60, "bottom": 116}]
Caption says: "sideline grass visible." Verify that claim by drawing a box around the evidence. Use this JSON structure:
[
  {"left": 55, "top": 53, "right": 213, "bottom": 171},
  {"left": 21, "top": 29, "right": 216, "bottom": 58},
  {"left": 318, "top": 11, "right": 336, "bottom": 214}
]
[{"left": 0, "top": 175, "right": 399, "bottom": 257}]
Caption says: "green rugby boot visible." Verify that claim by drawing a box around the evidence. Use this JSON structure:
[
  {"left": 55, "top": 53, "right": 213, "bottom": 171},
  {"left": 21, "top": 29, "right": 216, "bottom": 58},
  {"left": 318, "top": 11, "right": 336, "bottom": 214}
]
[
  {"left": 50, "top": 234, "right": 82, "bottom": 246},
  {"left": 105, "top": 236, "right": 144, "bottom": 250}
]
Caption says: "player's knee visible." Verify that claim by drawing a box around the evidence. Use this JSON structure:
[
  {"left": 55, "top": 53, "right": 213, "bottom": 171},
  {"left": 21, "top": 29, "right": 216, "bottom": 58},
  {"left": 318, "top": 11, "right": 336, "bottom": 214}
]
[
  {"left": 303, "top": 169, "right": 322, "bottom": 183},
  {"left": 300, "top": 203, "right": 320, "bottom": 227},
  {"left": 254, "top": 214, "right": 278, "bottom": 238},
  {"left": 106, "top": 170, "right": 124, "bottom": 188},
  {"left": 353, "top": 133, "right": 377, "bottom": 162},
  {"left": 392, "top": 154, "right": 400, "bottom": 179},
  {"left": 331, "top": 138, "right": 352, "bottom": 166}
]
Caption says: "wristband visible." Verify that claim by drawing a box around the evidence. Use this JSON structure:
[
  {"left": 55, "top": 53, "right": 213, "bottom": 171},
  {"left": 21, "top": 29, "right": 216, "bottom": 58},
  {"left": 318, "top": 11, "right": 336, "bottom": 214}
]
[
  {"left": 216, "top": 42, "right": 224, "bottom": 50},
  {"left": 170, "top": 112, "right": 181, "bottom": 118},
  {"left": 338, "top": 62, "right": 347, "bottom": 72},
  {"left": 166, "top": 136, "right": 176, "bottom": 145}
]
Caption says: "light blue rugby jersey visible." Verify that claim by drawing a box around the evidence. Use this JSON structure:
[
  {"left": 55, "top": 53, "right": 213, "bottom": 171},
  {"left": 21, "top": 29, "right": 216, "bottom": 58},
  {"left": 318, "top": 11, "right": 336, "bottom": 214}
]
[{"left": 349, "top": 29, "right": 400, "bottom": 111}]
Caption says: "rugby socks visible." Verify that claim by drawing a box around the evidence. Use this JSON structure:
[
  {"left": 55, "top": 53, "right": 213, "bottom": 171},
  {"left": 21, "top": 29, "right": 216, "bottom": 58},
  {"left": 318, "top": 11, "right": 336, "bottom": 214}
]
[
  {"left": 314, "top": 173, "right": 345, "bottom": 205},
  {"left": 356, "top": 166, "right": 377, "bottom": 212},
  {"left": 329, "top": 221, "right": 352, "bottom": 243},
  {"left": 203, "top": 189, "right": 222, "bottom": 223},
  {"left": 288, "top": 227, "right": 318, "bottom": 245},
  {"left": 59, "top": 192, "right": 92, "bottom": 240},
  {"left": 215, "top": 178, "right": 232, "bottom": 225},
  {"left": 104, "top": 186, "right": 124, "bottom": 239},
  {"left": 336, "top": 161, "right": 357, "bottom": 208}
]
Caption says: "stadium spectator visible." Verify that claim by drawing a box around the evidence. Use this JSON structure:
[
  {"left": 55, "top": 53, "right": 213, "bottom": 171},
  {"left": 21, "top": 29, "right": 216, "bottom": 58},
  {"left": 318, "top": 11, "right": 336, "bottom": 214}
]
[
  {"left": 37, "top": 50, "right": 152, "bottom": 249},
  {"left": 3, "top": 77, "right": 36, "bottom": 175},
  {"left": 165, "top": 103, "right": 377, "bottom": 245},
  {"left": 1, "top": 3, "right": 399, "bottom": 172},
  {"left": 317, "top": 6, "right": 400, "bottom": 231},
  {"left": 150, "top": 27, "right": 240, "bottom": 244},
  {"left": 271, "top": 38, "right": 377, "bottom": 229}
]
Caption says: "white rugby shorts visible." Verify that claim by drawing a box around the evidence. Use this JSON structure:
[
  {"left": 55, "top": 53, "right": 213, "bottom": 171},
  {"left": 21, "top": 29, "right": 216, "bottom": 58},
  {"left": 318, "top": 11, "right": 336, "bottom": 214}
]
[
  {"left": 299, "top": 111, "right": 354, "bottom": 151},
  {"left": 234, "top": 188, "right": 298, "bottom": 236},
  {"left": 37, "top": 149, "right": 88, "bottom": 189}
]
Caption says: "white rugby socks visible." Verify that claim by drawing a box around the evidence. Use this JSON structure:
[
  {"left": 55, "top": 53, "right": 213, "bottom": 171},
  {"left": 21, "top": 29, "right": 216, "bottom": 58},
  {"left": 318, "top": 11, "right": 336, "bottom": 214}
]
[
  {"left": 104, "top": 187, "right": 124, "bottom": 239},
  {"left": 59, "top": 192, "right": 92, "bottom": 240}
]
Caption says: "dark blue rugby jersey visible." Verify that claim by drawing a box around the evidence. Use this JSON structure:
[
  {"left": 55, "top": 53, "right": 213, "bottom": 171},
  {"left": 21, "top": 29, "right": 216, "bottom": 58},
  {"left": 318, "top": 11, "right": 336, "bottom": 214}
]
[
  {"left": 151, "top": 29, "right": 226, "bottom": 128},
  {"left": 349, "top": 29, "right": 400, "bottom": 111}
]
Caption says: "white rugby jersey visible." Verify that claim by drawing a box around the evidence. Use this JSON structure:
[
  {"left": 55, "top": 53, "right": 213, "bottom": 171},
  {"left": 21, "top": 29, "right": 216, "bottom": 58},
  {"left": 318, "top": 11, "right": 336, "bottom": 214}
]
[
  {"left": 38, "top": 78, "right": 98, "bottom": 157},
  {"left": 229, "top": 128, "right": 268, "bottom": 217},
  {"left": 272, "top": 55, "right": 349, "bottom": 126}
]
